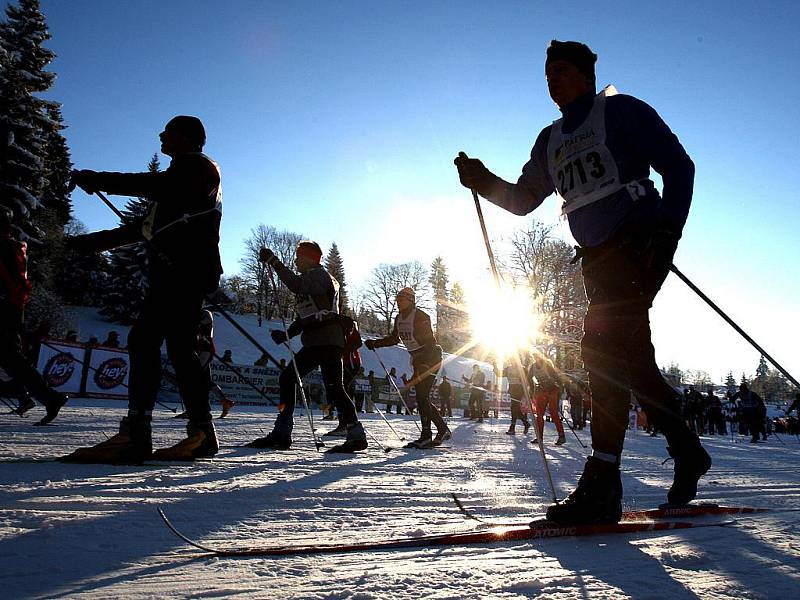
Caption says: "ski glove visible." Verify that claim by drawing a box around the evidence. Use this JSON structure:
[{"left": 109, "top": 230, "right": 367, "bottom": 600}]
[
  {"left": 67, "top": 232, "right": 104, "bottom": 254},
  {"left": 70, "top": 170, "right": 100, "bottom": 194},
  {"left": 270, "top": 329, "right": 288, "bottom": 345},
  {"left": 259, "top": 247, "right": 276, "bottom": 265},
  {"left": 364, "top": 339, "right": 376, "bottom": 351},
  {"left": 641, "top": 229, "right": 680, "bottom": 275},
  {"left": 454, "top": 152, "right": 498, "bottom": 196}
]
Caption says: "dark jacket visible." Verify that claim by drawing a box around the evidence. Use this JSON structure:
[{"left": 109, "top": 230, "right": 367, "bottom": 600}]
[{"left": 78, "top": 152, "right": 222, "bottom": 293}]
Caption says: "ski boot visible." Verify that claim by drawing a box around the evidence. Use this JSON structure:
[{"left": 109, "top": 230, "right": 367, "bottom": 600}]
[
  {"left": 523, "top": 420, "right": 530, "bottom": 434},
  {"left": 405, "top": 428, "right": 432, "bottom": 448},
  {"left": 153, "top": 420, "right": 219, "bottom": 461},
  {"left": 664, "top": 431, "right": 711, "bottom": 506},
  {"left": 34, "top": 391, "right": 68, "bottom": 425},
  {"left": 322, "top": 422, "right": 348, "bottom": 437},
  {"left": 12, "top": 395, "right": 35, "bottom": 416},
  {"left": 544, "top": 456, "right": 623, "bottom": 525},
  {"left": 219, "top": 398, "right": 235, "bottom": 419},
  {"left": 555, "top": 434, "right": 566, "bottom": 445},
  {"left": 246, "top": 413, "right": 293, "bottom": 450},
  {"left": 506, "top": 426, "right": 516, "bottom": 435},
  {"left": 429, "top": 427, "right": 452, "bottom": 447},
  {"left": 59, "top": 415, "right": 152, "bottom": 464},
  {"left": 326, "top": 422, "right": 368, "bottom": 453}
]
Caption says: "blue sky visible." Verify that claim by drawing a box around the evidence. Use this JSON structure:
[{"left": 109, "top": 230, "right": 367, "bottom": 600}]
[{"left": 38, "top": 0, "right": 799, "bottom": 384}]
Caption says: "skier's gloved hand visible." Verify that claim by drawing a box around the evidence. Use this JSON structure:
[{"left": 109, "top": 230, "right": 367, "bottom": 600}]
[
  {"left": 259, "top": 247, "right": 276, "bottom": 265},
  {"left": 66, "top": 232, "right": 102, "bottom": 254},
  {"left": 270, "top": 329, "right": 288, "bottom": 345},
  {"left": 641, "top": 229, "right": 680, "bottom": 275},
  {"left": 70, "top": 170, "right": 100, "bottom": 194},
  {"left": 364, "top": 339, "right": 376, "bottom": 351},
  {"left": 454, "top": 151, "right": 498, "bottom": 195}
]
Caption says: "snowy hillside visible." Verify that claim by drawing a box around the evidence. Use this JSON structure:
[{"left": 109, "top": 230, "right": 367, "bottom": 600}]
[{"left": 2, "top": 399, "right": 799, "bottom": 599}]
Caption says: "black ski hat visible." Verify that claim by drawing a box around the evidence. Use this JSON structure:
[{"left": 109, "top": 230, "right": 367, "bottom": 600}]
[
  {"left": 546, "top": 40, "right": 597, "bottom": 83},
  {"left": 165, "top": 115, "right": 206, "bottom": 148}
]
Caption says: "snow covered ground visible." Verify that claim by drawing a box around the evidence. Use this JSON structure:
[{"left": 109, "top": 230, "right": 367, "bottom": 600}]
[{"left": 2, "top": 399, "right": 799, "bottom": 599}]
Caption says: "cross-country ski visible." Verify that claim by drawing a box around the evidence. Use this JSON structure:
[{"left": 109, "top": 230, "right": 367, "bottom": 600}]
[{"left": 2, "top": 1, "right": 799, "bottom": 598}]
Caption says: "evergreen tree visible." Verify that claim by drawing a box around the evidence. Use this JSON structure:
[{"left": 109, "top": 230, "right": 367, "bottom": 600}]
[
  {"left": 324, "top": 242, "right": 349, "bottom": 314},
  {"left": 755, "top": 355, "right": 769, "bottom": 380},
  {"left": 99, "top": 154, "right": 159, "bottom": 324},
  {"left": 0, "top": 0, "right": 74, "bottom": 332},
  {"left": 0, "top": 0, "right": 56, "bottom": 239},
  {"left": 442, "top": 281, "right": 468, "bottom": 353},
  {"left": 54, "top": 217, "right": 109, "bottom": 307},
  {"left": 428, "top": 256, "right": 449, "bottom": 334},
  {"left": 724, "top": 371, "right": 737, "bottom": 391}
]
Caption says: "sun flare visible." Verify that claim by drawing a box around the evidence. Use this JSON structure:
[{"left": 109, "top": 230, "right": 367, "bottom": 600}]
[{"left": 467, "top": 283, "right": 542, "bottom": 360}]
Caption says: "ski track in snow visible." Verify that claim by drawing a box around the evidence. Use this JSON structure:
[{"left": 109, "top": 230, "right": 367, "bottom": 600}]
[{"left": 2, "top": 399, "right": 799, "bottom": 599}]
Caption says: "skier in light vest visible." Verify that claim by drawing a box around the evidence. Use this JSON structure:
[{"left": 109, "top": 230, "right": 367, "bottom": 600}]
[
  {"left": 455, "top": 40, "right": 708, "bottom": 524},
  {"left": 365, "top": 287, "right": 450, "bottom": 448}
]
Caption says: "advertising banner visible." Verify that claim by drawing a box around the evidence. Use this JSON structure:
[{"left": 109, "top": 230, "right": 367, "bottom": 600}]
[
  {"left": 84, "top": 347, "right": 130, "bottom": 399},
  {"left": 207, "top": 362, "right": 326, "bottom": 406},
  {"left": 36, "top": 341, "right": 84, "bottom": 394}
]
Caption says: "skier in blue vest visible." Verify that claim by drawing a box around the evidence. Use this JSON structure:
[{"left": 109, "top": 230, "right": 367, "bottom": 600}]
[{"left": 455, "top": 40, "right": 709, "bottom": 523}]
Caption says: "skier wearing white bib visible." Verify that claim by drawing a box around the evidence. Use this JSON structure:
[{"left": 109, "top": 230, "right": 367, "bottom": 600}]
[
  {"left": 365, "top": 287, "right": 450, "bottom": 448},
  {"left": 455, "top": 40, "right": 709, "bottom": 524}
]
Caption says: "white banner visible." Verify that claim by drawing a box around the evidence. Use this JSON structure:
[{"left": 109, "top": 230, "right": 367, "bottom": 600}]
[
  {"left": 208, "top": 361, "right": 325, "bottom": 406},
  {"left": 84, "top": 347, "right": 130, "bottom": 399},
  {"left": 36, "top": 341, "right": 84, "bottom": 394}
]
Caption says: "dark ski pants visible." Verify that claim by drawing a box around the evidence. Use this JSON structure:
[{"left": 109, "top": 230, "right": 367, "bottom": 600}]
[
  {"left": 408, "top": 365, "right": 446, "bottom": 434},
  {"left": 468, "top": 390, "right": 484, "bottom": 419},
  {"left": 280, "top": 345, "right": 356, "bottom": 424},
  {"left": 570, "top": 399, "right": 585, "bottom": 428},
  {"left": 745, "top": 412, "right": 766, "bottom": 441},
  {"left": 439, "top": 395, "right": 452, "bottom": 417},
  {"left": 508, "top": 383, "right": 530, "bottom": 429},
  {"left": 580, "top": 235, "right": 687, "bottom": 458},
  {"left": 127, "top": 284, "right": 210, "bottom": 424},
  {"left": 0, "top": 304, "right": 57, "bottom": 402}
]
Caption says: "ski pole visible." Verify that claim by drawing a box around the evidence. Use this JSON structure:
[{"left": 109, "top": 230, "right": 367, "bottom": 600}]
[
  {"left": 670, "top": 264, "right": 800, "bottom": 390},
  {"left": 1, "top": 396, "right": 17, "bottom": 412},
  {"left": 212, "top": 352, "right": 278, "bottom": 407},
  {"left": 264, "top": 265, "right": 324, "bottom": 451},
  {"left": 559, "top": 407, "right": 588, "bottom": 449},
  {"left": 338, "top": 384, "right": 391, "bottom": 451},
  {"left": 370, "top": 348, "right": 422, "bottom": 432},
  {"left": 208, "top": 305, "right": 282, "bottom": 369},
  {"left": 341, "top": 372, "right": 405, "bottom": 444},
  {"left": 461, "top": 153, "right": 558, "bottom": 503},
  {"left": 94, "top": 190, "right": 125, "bottom": 220}
]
